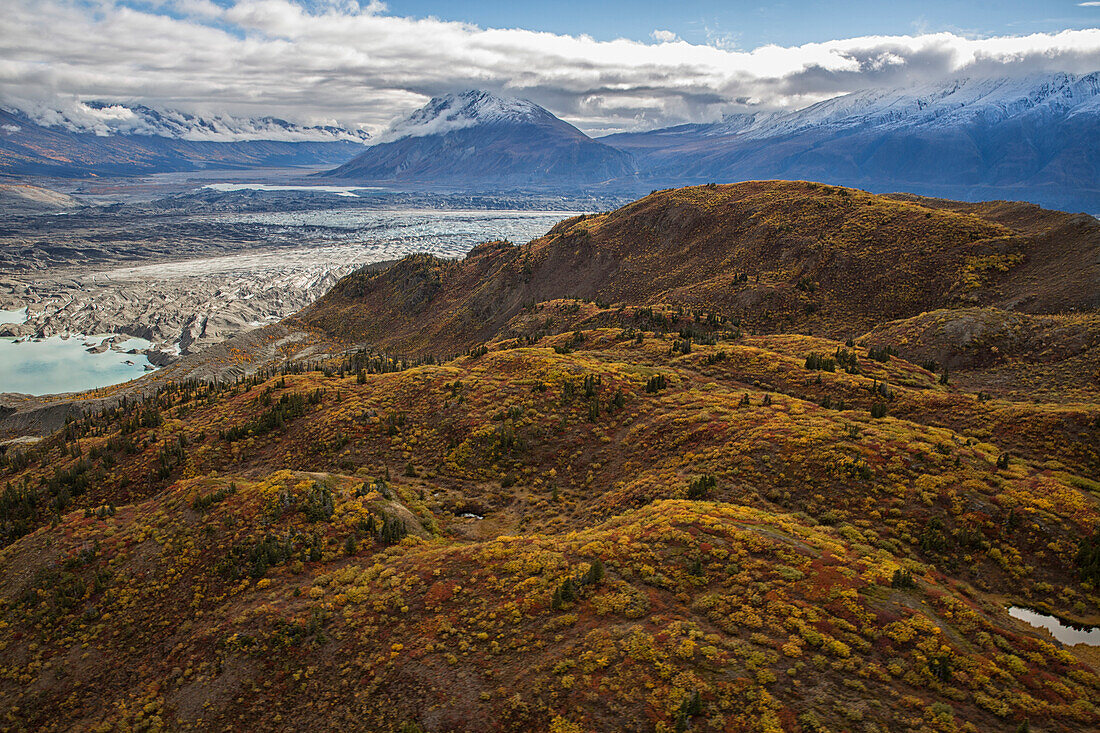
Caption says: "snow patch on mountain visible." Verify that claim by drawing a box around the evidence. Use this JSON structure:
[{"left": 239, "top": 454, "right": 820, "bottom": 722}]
[
  {"left": 703, "top": 72, "right": 1100, "bottom": 140},
  {"left": 5, "top": 100, "right": 371, "bottom": 143},
  {"left": 375, "top": 90, "right": 554, "bottom": 144}
]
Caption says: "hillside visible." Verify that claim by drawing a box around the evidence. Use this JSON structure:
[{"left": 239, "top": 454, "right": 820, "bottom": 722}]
[
  {"left": 1, "top": 183, "right": 1099, "bottom": 731},
  {"left": 0, "top": 183, "right": 80, "bottom": 214},
  {"left": 1, "top": 328, "right": 1099, "bottom": 731},
  {"left": 294, "top": 181, "right": 1100, "bottom": 358},
  {"left": 324, "top": 90, "right": 636, "bottom": 188},
  {"left": 857, "top": 308, "right": 1100, "bottom": 403}
]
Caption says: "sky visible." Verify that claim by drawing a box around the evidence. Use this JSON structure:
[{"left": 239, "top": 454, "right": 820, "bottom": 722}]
[{"left": 1, "top": 0, "right": 1099, "bottom": 137}]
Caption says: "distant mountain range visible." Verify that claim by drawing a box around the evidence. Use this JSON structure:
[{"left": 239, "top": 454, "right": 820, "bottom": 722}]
[
  {"left": 15, "top": 101, "right": 372, "bottom": 143},
  {"left": 326, "top": 90, "right": 635, "bottom": 187},
  {"left": 0, "top": 103, "right": 370, "bottom": 176},
  {"left": 603, "top": 72, "right": 1100, "bottom": 211},
  {"left": 3, "top": 74, "right": 1099, "bottom": 211},
  {"left": 326, "top": 74, "right": 1100, "bottom": 210}
]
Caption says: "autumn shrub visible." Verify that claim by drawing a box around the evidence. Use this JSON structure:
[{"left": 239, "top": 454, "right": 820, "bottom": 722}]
[{"left": 805, "top": 353, "right": 835, "bottom": 372}]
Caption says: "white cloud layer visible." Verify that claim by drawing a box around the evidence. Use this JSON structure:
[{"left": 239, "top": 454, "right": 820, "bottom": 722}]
[{"left": 1, "top": 0, "right": 1098, "bottom": 136}]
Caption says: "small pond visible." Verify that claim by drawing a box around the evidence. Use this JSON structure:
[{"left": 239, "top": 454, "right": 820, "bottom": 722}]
[{"left": 1008, "top": 606, "right": 1100, "bottom": 646}]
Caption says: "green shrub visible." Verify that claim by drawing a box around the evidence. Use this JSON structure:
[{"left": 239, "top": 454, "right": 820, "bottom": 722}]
[{"left": 687, "top": 474, "right": 716, "bottom": 500}]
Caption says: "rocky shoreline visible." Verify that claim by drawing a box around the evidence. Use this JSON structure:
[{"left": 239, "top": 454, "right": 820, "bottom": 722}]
[{"left": 0, "top": 257, "right": 359, "bottom": 356}]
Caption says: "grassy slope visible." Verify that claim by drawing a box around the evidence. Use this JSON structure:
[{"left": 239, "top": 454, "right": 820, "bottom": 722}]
[
  {"left": 1, "top": 328, "right": 1099, "bottom": 732},
  {"left": 859, "top": 309, "right": 1100, "bottom": 403}
]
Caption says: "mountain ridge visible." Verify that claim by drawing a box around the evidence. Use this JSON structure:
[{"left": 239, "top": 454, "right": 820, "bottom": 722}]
[
  {"left": 5, "top": 100, "right": 371, "bottom": 143},
  {"left": 5, "top": 74, "right": 1099, "bottom": 210},
  {"left": 708, "top": 72, "right": 1100, "bottom": 138},
  {"left": 293, "top": 180, "right": 1100, "bottom": 358},
  {"left": 0, "top": 105, "right": 371, "bottom": 177}
]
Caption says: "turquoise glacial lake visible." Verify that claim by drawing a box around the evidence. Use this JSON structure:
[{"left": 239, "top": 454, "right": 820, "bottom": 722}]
[{"left": 0, "top": 333, "right": 155, "bottom": 396}]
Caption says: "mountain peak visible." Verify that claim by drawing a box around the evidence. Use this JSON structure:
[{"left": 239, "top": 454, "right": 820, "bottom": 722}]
[
  {"left": 377, "top": 89, "right": 556, "bottom": 143},
  {"left": 447, "top": 89, "right": 546, "bottom": 120},
  {"left": 327, "top": 88, "right": 635, "bottom": 186}
]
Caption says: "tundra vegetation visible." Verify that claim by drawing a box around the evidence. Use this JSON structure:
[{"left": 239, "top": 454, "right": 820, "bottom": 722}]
[{"left": 0, "top": 183, "right": 1098, "bottom": 732}]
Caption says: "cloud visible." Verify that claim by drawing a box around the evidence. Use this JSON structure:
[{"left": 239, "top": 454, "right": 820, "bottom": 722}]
[
  {"left": 651, "top": 30, "right": 679, "bottom": 43},
  {"left": 1080, "top": 2, "right": 1100, "bottom": 7},
  {"left": 1, "top": 1, "right": 1098, "bottom": 136},
  {"left": 171, "top": 0, "right": 226, "bottom": 18}
]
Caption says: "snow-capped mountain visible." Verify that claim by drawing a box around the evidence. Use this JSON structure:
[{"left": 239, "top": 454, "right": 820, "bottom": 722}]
[
  {"left": 326, "top": 90, "right": 636, "bottom": 187},
  {"left": 377, "top": 90, "right": 554, "bottom": 143},
  {"left": 0, "top": 102, "right": 371, "bottom": 176},
  {"left": 728, "top": 72, "right": 1100, "bottom": 138},
  {"left": 18, "top": 101, "right": 370, "bottom": 143},
  {"left": 602, "top": 72, "right": 1100, "bottom": 211}
]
